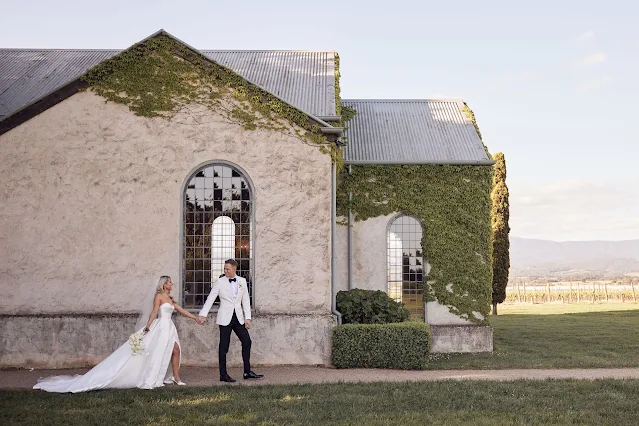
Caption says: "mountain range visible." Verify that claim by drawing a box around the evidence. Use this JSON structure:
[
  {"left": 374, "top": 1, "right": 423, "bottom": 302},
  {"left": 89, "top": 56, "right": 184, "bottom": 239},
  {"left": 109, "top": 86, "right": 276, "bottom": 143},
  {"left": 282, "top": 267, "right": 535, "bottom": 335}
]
[{"left": 509, "top": 237, "right": 639, "bottom": 278}]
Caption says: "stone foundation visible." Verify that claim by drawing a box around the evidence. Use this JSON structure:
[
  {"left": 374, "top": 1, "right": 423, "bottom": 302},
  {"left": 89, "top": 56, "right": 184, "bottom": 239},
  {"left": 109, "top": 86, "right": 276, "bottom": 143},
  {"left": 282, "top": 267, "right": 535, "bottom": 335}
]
[
  {"left": 0, "top": 313, "right": 336, "bottom": 369},
  {"left": 429, "top": 325, "right": 493, "bottom": 353},
  {"left": 176, "top": 313, "right": 335, "bottom": 366}
]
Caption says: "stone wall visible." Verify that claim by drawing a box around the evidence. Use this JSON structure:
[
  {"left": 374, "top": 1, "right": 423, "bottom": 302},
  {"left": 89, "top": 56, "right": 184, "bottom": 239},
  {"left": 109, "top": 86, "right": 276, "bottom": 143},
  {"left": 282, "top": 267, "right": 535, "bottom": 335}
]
[
  {"left": 0, "top": 313, "right": 336, "bottom": 368},
  {"left": 430, "top": 325, "right": 493, "bottom": 353},
  {"left": 0, "top": 91, "right": 332, "bottom": 316}
]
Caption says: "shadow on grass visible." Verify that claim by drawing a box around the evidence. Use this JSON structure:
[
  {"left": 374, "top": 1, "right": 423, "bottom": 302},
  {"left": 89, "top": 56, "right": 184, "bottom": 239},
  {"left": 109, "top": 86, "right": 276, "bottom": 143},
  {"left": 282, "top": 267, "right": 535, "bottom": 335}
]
[{"left": 3, "top": 380, "right": 639, "bottom": 425}]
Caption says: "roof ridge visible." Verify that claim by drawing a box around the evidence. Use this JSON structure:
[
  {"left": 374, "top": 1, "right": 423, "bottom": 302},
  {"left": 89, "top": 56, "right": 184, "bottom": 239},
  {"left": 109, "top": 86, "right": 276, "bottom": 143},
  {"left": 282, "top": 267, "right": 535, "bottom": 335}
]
[
  {"left": 343, "top": 98, "right": 465, "bottom": 102},
  {"left": 0, "top": 48, "right": 335, "bottom": 53},
  {"left": 203, "top": 49, "right": 335, "bottom": 53},
  {"left": 0, "top": 48, "right": 121, "bottom": 52}
]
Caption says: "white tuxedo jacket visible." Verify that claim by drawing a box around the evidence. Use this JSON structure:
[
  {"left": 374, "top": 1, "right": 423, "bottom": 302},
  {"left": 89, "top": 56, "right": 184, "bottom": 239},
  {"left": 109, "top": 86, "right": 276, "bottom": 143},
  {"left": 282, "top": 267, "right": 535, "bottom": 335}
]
[{"left": 198, "top": 275, "right": 252, "bottom": 326}]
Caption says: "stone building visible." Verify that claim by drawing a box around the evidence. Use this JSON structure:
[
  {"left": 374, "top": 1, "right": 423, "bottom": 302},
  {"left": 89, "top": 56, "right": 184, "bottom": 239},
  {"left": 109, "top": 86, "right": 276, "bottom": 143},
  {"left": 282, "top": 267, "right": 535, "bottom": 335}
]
[{"left": 0, "top": 30, "right": 493, "bottom": 368}]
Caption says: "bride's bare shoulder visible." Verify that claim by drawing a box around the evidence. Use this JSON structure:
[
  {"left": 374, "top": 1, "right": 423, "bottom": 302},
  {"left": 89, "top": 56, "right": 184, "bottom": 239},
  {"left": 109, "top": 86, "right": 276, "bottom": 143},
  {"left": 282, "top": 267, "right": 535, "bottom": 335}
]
[{"left": 154, "top": 293, "right": 171, "bottom": 304}]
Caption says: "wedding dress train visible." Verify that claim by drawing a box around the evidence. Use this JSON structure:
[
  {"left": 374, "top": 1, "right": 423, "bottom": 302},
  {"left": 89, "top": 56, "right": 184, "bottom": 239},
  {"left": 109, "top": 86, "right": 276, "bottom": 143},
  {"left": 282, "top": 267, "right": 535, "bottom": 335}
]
[{"left": 34, "top": 303, "right": 180, "bottom": 392}]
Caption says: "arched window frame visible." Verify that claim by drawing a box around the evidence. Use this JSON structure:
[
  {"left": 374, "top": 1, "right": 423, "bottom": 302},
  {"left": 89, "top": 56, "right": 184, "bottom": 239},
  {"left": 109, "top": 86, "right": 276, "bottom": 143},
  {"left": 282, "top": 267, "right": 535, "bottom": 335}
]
[
  {"left": 386, "top": 214, "right": 425, "bottom": 318},
  {"left": 180, "top": 160, "right": 255, "bottom": 311}
]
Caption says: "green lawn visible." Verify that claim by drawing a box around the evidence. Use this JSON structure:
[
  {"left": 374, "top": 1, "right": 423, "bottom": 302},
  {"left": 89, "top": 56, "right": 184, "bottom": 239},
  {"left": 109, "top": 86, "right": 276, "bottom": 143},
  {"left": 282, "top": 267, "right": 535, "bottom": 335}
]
[
  {"left": 497, "top": 302, "right": 639, "bottom": 315},
  {"left": 428, "top": 303, "right": 639, "bottom": 370},
  {"left": 3, "top": 380, "right": 639, "bottom": 425}
]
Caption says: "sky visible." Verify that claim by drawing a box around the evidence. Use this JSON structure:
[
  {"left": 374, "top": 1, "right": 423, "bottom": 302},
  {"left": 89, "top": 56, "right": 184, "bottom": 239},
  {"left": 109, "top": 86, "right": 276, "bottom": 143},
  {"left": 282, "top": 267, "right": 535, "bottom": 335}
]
[{"left": 2, "top": 0, "right": 637, "bottom": 242}]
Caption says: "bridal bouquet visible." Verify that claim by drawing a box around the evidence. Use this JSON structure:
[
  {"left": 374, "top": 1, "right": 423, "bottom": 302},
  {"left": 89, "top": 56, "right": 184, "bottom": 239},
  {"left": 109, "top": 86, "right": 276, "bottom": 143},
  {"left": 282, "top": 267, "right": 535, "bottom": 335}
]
[{"left": 128, "top": 331, "right": 147, "bottom": 356}]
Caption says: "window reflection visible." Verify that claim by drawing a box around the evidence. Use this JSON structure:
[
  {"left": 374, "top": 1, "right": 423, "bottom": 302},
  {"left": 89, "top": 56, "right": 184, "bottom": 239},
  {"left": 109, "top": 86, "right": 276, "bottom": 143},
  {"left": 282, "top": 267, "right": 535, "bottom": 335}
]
[
  {"left": 211, "top": 216, "right": 235, "bottom": 278},
  {"left": 183, "top": 164, "right": 253, "bottom": 309},
  {"left": 387, "top": 215, "right": 425, "bottom": 319}
]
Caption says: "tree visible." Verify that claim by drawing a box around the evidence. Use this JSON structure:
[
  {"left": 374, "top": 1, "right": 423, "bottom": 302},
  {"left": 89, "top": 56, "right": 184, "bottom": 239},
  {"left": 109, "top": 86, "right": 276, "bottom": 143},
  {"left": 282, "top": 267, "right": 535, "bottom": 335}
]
[{"left": 491, "top": 152, "right": 510, "bottom": 314}]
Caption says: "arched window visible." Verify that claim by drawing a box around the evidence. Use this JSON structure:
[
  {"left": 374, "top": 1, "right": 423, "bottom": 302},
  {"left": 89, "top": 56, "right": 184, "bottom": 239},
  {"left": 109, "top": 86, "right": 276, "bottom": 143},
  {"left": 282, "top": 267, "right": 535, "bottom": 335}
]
[
  {"left": 387, "top": 215, "right": 424, "bottom": 318},
  {"left": 182, "top": 163, "right": 253, "bottom": 309},
  {"left": 211, "top": 216, "right": 235, "bottom": 277}
]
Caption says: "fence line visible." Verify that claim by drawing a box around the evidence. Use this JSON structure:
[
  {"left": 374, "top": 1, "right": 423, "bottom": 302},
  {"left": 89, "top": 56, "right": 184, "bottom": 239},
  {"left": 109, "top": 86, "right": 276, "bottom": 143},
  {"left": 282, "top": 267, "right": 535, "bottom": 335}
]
[{"left": 506, "top": 281, "right": 638, "bottom": 303}]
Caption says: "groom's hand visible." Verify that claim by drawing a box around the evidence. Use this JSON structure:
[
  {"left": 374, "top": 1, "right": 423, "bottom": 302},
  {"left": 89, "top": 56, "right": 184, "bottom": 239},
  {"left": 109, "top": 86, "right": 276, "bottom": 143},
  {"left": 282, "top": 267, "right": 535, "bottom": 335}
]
[
  {"left": 245, "top": 319, "right": 251, "bottom": 329},
  {"left": 196, "top": 316, "right": 206, "bottom": 325}
]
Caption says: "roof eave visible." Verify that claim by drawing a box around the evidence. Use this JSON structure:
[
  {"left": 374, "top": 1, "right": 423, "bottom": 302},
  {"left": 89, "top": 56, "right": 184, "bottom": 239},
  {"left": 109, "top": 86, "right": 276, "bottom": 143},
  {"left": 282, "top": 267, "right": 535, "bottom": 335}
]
[
  {"left": 0, "top": 78, "right": 88, "bottom": 136},
  {"left": 320, "top": 126, "right": 343, "bottom": 135},
  {"left": 318, "top": 115, "right": 341, "bottom": 122},
  {"left": 344, "top": 159, "right": 495, "bottom": 166}
]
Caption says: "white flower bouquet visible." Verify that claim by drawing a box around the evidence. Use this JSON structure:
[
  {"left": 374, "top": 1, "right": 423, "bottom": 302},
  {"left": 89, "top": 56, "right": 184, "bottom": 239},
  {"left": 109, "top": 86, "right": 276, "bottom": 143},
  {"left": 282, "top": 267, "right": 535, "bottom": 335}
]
[{"left": 128, "top": 331, "right": 147, "bottom": 356}]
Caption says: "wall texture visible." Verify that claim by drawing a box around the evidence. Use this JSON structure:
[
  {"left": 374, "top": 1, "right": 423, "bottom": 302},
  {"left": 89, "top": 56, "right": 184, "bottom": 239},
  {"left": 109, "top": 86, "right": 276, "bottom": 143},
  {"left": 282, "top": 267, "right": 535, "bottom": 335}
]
[
  {"left": 0, "top": 313, "right": 336, "bottom": 368},
  {"left": 335, "top": 215, "right": 393, "bottom": 292},
  {"left": 430, "top": 325, "right": 493, "bottom": 353},
  {"left": 0, "top": 91, "right": 332, "bottom": 316}
]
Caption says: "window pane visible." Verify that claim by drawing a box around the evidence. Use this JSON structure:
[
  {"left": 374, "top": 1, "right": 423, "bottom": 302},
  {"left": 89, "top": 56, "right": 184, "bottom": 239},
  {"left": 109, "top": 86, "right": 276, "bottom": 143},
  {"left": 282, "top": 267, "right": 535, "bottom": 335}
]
[
  {"left": 387, "top": 216, "right": 425, "bottom": 319},
  {"left": 183, "top": 164, "right": 253, "bottom": 309}
]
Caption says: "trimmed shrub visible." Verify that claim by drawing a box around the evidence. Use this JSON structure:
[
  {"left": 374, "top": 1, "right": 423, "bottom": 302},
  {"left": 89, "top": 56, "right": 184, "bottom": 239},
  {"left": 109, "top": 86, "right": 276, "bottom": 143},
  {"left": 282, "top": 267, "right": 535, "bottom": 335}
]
[
  {"left": 331, "top": 322, "right": 431, "bottom": 370},
  {"left": 336, "top": 289, "right": 410, "bottom": 324}
]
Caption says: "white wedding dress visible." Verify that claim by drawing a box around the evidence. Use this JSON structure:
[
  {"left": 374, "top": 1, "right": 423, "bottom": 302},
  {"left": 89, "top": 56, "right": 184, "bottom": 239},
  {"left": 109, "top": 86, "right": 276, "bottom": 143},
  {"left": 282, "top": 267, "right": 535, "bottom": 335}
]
[{"left": 34, "top": 303, "right": 181, "bottom": 393}]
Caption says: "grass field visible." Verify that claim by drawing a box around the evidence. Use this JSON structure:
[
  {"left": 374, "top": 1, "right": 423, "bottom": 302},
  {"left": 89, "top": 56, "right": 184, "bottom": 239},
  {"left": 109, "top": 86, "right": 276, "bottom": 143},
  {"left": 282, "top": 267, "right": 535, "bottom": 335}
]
[
  {"left": 4, "top": 303, "right": 639, "bottom": 425},
  {"left": 3, "top": 379, "right": 639, "bottom": 425},
  {"left": 428, "top": 302, "right": 639, "bottom": 370},
  {"left": 497, "top": 302, "right": 639, "bottom": 315}
]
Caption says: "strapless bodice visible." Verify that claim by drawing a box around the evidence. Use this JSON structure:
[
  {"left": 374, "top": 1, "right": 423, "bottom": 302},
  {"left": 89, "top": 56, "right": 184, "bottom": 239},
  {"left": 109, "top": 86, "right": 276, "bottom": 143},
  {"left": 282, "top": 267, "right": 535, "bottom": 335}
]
[{"left": 159, "top": 303, "right": 174, "bottom": 319}]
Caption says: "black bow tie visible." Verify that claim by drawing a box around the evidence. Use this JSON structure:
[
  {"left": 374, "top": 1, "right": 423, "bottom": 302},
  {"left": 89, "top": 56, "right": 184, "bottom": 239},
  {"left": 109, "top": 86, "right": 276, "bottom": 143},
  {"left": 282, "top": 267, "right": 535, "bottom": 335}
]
[{"left": 229, "top": 278, "right": 237, "bottom": 282}]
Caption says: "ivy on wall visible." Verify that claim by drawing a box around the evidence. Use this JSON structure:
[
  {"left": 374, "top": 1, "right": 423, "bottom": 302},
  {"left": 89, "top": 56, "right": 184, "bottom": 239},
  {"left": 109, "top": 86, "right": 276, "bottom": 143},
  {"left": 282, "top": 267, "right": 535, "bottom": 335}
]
[
  {"left": 334, "top": 53, "right": 343, "bottom": 118},
  {"left": 81, "top": 33, "right": 341, "bottom": 162},
  {"left": 462, "top": 103, "right": 491, "bottom": 157},
  {"left": 337, "top": 164, "right": 493, "bottom": 323},
  {"left": 333, "top": 53, "right": 357, "bottom": 158}
]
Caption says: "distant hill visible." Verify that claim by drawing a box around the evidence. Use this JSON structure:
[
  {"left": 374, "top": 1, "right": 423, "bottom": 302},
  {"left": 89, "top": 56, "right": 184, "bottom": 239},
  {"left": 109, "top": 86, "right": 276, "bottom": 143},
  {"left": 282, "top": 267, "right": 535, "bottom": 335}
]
[{"left": 509, "top": 237, "right": 639, "bottom": 278}]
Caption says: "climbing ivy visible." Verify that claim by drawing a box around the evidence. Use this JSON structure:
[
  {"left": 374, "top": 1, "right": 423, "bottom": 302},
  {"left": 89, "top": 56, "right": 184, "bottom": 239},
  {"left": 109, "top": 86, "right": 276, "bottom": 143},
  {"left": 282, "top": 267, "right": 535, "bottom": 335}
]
[
  {"left": 81, "top": 33, "right": 340, "bottom": 161},
  {"left": 338, "top": 105, "right": 357, "bottom": 128},
  {"left": 332, "top": 52, "right": 357, "bottom": 166},
  {"left": 462, "top": 103, "right": 491, "bottom": 158},
  {"left": 335, "top": 53, "right": 342, "bottom": 118},
  {"left": 337, "top": 164, "right": 493, "bottom": 324},
  {"left": 333, "top": 53, "right": 357, "bottom": 128}
]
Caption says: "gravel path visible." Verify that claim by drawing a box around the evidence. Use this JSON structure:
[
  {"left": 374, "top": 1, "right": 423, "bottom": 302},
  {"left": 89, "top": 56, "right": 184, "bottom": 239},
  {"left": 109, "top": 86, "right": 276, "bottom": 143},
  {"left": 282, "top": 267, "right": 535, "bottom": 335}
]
[{"left": 4, "top": 366, "right": 639, "bottom": 390}]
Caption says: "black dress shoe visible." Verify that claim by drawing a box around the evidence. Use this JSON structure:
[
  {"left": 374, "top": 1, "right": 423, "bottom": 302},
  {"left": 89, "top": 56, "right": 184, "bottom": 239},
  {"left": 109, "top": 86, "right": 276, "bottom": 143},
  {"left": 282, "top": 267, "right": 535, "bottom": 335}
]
[
  {"left": 220, "top": 375, "right": 236, "bottom": 383},
  {"left": 243, "top": 371, "right": 264, "bottom": 379}
]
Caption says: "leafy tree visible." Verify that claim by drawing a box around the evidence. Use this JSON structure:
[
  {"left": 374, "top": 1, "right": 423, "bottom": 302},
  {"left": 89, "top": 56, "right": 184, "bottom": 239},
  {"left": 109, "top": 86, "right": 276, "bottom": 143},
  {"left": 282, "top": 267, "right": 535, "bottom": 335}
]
[{"left": 491, "top": 153, "right": 510, "bottom": 314}]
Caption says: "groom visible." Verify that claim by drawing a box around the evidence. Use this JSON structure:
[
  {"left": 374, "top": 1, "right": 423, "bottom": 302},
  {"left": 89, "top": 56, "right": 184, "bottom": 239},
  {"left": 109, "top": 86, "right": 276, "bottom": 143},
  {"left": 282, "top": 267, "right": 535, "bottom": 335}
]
[{"left": 197, "top": 259, "right": 263, "bottom": 382}]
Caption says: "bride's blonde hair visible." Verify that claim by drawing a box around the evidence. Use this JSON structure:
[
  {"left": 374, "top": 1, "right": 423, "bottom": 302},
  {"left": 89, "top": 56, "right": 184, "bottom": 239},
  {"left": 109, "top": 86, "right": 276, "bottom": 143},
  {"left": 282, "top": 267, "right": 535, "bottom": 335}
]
[{"left": 156, "top": 276, "right": 171, "bottom": 294}]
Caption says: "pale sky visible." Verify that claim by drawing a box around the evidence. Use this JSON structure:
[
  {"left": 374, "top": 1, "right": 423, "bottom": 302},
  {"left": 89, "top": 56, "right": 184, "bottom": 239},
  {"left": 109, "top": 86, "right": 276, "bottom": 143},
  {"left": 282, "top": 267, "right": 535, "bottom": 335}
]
[{"left": 2, "top": 0, "right": 637, "bottom": 242}]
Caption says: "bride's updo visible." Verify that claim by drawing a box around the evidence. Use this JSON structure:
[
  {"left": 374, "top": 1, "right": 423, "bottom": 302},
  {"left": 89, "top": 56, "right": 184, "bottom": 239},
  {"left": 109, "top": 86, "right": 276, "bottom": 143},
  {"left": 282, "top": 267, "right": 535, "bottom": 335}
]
[{"left": 156, "top": 276, "right": 171, "bottom": 293}]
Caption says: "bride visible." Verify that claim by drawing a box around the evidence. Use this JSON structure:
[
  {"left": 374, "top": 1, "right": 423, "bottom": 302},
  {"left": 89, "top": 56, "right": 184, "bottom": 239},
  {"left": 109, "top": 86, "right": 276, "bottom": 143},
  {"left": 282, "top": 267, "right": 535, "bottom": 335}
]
[{"left": 34, "top": 276, "right": 200, "bottom": 392}]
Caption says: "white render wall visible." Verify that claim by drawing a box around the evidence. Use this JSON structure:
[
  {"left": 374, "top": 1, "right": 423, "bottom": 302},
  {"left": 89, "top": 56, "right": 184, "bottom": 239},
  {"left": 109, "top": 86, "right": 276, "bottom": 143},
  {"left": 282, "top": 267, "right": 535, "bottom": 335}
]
[
  {"left": 0, "top": 91, "right": 332, "bottom": 316},
  {"left": 335, "top": 214, "right": 395, "bottom": 293},
  {"left": 336, "top": 215, "right": 473, "bottom": 325}
]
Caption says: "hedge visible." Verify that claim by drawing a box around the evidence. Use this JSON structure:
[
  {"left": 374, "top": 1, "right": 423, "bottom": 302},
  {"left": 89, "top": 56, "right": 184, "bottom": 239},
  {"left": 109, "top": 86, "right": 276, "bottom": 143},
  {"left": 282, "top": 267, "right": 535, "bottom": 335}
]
[
  {"left": 336, "top": 289, "right": 410, "bottom": 324},
  {"left": 331, "top": 322, "right": 431, "bottom": 370}
]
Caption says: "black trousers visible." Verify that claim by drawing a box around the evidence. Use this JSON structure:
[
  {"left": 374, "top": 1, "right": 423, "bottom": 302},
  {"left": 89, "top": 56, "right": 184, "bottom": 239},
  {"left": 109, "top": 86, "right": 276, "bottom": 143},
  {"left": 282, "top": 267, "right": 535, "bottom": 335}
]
[{"left": 219, "top": 312, "right": 252, "bottom": 376}]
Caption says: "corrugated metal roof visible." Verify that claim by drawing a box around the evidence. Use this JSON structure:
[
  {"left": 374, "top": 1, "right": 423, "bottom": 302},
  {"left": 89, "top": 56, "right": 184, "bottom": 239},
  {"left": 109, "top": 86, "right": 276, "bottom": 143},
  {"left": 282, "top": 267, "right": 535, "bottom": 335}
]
[
  {"left": 0, "top": 49, "right": 336, "bottom": 119},
  {"left": 342, "top": 99, "right": 492, "bottom": 164},
  {"left": 0, "top": 50, "right": 118, "bottom": 119},
  {"left": 204, "top": 51, "right": 336, "bottom": 119}
]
